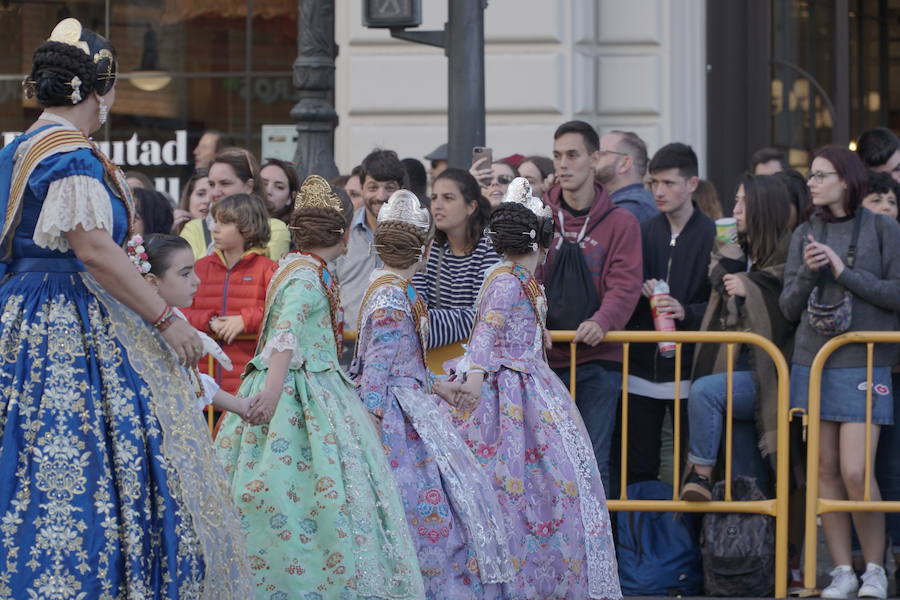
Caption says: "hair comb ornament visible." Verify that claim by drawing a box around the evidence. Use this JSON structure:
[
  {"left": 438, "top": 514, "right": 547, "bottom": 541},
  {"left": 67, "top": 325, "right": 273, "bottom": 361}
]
[
  {"left": 501, "top": 177, "right": 552, "bottom": 219},
  {"left": 68, "top": 76, "right": 82, "bottom": 104},
  {"left": 49, "top": 18, "right": 91, "bottom": 56},
  {"left": 377, "top": 190, "right": 431, "bottom": 231},
  {"left": 294, "top": 174, "right": 344, "bottom": 216}
]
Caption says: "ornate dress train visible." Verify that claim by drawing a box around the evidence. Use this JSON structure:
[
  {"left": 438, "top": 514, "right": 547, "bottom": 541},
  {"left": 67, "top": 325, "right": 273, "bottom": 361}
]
[
  {"left": 351, "top": 272, "right": 513, "bottom": 599},
  {"left": 0, "top": 124, "right": 250, "bottom": 599},
  {"left": 215, "top": 253, "right": 424, "bottom": 600},
  {"left": 451, "top": 263, "right": 622, "bottom": 600}
]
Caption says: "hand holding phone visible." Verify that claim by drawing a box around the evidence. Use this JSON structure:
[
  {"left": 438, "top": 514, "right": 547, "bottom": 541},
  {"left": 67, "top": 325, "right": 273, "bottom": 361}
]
[{"left": 470, "top": 146, "right": 492, "bottom": 186}]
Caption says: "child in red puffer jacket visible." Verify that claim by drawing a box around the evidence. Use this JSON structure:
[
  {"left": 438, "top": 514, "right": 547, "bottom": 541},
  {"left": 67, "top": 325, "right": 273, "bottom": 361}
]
[{"left": 182, "top": 193, "right": 277, "bottom": 393}]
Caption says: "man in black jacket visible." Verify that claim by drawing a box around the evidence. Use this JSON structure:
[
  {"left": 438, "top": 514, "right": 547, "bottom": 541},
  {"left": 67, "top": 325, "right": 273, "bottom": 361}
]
[{"left": 625, "top": 143, "right": 716, "bottom": 484}]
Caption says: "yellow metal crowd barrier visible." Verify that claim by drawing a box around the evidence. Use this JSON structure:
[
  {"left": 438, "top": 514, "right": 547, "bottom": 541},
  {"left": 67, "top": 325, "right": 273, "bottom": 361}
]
[
  {"left": 202, "top": 328, "right": 793, "bottom": 597},
  {"left": 552, "top": 330, "right": 792, "bottom": 599},
  {"left": 802, "top": 332, "right": 900, "bottom": 596}
]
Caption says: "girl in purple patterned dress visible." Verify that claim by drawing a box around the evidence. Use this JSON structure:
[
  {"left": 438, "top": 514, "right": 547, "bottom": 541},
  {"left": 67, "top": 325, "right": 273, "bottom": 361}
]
[
  {"left": 351, "top": 190, "right": 513, "bottom": 600},
  {"left": 451, "top": 178, "right": 622, "bottom": 600}
]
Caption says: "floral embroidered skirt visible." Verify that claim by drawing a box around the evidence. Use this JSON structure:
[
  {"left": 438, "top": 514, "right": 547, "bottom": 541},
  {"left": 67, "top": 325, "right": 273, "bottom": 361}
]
[
  {"left": 377, "top": 385, "right": 512, "bottom": 600},
  {"left": 215, "top": 367, "right": 424, "bottom": 600},
  {"left": 0, "top": 270, "right": 250, "bottom": 600},
  {"left": 450, "top": 364, "right": 623, "bottom": 600}
]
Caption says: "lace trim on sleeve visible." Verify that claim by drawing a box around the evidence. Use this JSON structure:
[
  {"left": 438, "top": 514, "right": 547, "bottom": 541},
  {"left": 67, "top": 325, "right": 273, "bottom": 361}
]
[
  {"left": 258, "top": 329, "right": 302, "bottom": 368},
  {"left": 33, "top": 175, "right": 113, "bottom": 252},
  {"left": 198, "top": 372, "right": 220, "bottom": 411}
]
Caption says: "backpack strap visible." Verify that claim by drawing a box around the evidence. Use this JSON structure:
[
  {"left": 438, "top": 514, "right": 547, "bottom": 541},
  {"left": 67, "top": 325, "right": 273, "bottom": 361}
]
[{"left": 557, "top": 205, "right": 619, "bottom": 246}]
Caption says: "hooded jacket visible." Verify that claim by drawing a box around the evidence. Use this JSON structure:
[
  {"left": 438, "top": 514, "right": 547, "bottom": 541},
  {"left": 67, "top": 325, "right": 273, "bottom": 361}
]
[
  {"left": 182, "top": 248, "right": 277, "bottom": 393},
  {"left": 538, "top": 181, "right": 643, "bottom": 368}
]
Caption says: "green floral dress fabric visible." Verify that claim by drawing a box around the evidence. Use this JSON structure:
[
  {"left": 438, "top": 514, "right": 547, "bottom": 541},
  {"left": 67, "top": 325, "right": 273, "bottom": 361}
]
[{"left": 215, "top": 254, "right": 424, "bottom": 600}]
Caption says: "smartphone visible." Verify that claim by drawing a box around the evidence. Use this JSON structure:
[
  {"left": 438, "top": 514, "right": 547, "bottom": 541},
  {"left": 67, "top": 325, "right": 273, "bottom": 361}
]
[
  {"left": 471, "top": 146, "right": 492, "bottom": 186},
  {"left": 471, "top": 146, "right": 492, "bottom": 168}
]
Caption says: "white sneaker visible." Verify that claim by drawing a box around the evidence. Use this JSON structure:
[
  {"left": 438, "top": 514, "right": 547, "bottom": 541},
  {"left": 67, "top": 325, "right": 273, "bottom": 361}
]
[
  {"left": 858, "top": 563, "right": 888, "bottom": 599},
  {"left": 821, "top": 565, "right": 859, "bottom": 599}
]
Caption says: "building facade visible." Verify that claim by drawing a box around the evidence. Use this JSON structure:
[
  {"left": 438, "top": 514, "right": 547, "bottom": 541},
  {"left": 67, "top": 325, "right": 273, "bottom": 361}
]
[{"left": 0, "top": 0, "right": 897, "bottom": 207}]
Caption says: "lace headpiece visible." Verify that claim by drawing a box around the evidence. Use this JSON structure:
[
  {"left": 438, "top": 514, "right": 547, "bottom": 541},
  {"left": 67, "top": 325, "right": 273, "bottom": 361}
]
[
  {"left": 501, "top": 177, "right": 552, "bottom": 219},
  {"left": 377, "top": 190, "right": 430, "bottom": 231},
  {"left": 293, "top": 174, "right": 343, "bottom": 216}
]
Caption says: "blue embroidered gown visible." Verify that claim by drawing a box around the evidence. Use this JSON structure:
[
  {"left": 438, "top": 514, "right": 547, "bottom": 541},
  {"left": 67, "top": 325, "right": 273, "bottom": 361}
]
[{"left": 0, "top": 125, "right": 250, "bottom": 599}]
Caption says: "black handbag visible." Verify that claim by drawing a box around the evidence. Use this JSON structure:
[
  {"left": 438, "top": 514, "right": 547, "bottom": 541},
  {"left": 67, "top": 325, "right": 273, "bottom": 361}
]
[{"left": 806, "top": 212, "right": 861, "bottom": 336}]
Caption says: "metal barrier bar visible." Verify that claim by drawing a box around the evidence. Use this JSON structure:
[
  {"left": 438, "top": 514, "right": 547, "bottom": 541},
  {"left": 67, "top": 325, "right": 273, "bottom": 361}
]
[
  {"left": 802, "top": 331, "right": 900, "bottom": 595},
  {"left": 619, "top": 342, "right": 629, "bottom": 499},
  {"left": 550, "top": 329, "right": 791, "bottom": 599},
  {"left": 673, "top": 342, "right": 683, "bottom": 501},
  {"left": 725, "top": 343, "right": 734, "bottom": 502}
]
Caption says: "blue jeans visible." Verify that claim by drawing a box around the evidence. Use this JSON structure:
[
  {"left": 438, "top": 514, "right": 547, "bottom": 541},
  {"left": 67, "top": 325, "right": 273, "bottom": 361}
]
[
  {"left": 688, "top": 371, "right": 768, "bottom": 483},
  {"left": 553, "top": 361, "right": 621, "bottom": 495}
]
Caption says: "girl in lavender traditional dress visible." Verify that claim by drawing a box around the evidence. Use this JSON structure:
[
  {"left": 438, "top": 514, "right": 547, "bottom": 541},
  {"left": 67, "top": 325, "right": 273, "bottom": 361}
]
[
  {"left": 451, "top": 178, "right": 622, "bottom": 600},
  {"left": 350, "top": 190, "right": 513, "bottom": 600}
]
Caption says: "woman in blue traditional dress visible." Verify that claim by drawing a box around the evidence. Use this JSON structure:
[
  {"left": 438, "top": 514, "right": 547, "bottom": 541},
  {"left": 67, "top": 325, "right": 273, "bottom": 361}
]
[{"left": 0, "top": 19, "right": 251, "bottom": 599}]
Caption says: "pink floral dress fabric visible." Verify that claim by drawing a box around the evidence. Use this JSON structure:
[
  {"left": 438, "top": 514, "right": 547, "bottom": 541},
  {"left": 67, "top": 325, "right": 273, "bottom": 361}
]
[
  {"left": 351, "top": 278, "right": 512, "bottom": 599},
  {"left": 451, "top": 264, "right": 622, "bottom": 600}
]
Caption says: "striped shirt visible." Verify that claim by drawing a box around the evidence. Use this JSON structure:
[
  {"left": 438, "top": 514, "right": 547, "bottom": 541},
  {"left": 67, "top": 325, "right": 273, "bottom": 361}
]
[{"left": 412, "top": 234, "right": 501, "bottom": 348}]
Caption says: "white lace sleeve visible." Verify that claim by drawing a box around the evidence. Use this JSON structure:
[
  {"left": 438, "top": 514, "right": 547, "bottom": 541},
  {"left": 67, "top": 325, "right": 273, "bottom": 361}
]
[
  {"left": 33, "top": 175, "right": 114, "bottom": 252},
  {"left": 258, "top": 330, "right": 302, "bottom": 368},
  {"left": 198, "top": 373, "right": 220, "bottom": 411}
]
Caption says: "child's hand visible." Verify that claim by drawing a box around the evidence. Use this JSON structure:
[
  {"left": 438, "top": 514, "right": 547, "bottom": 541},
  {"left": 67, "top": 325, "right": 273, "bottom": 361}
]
[
  {"left": 245, "top": 386, "right": 280, "bottom": 425},
  {"left": 212, "top": 315, "right": 245, "bottom": 344},
  {"left": 454, "top": 374, "right": 483, "bottom": 413},
  {"left": 238, "top": 394, "right": 257, "bottom": 420},
  {"left": 433, "top": 379, "right": 462, "bottom": 407}
]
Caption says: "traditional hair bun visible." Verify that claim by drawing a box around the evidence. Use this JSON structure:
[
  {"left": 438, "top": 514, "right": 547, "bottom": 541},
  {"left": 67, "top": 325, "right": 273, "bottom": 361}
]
[
  {"left": 489, "top": 202, "right": 543, "bottom": 255},
  {"left": 27, "top": 19, "right": 117, "bottom": 108}
]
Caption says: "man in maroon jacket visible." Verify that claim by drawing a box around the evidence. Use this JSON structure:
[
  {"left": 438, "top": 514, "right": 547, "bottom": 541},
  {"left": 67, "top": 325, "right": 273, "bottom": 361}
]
[{"left": 539, "top": 120, "right": 643, "bottom": 494}]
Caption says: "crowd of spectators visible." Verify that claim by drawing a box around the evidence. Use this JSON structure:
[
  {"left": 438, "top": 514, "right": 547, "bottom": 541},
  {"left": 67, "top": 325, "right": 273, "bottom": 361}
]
[{"left": 127, "top": 121, "right": 900, "bottom": 598}]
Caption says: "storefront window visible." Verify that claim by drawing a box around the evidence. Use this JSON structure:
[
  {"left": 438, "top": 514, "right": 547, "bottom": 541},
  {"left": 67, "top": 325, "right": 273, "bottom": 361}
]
[
  {"left": 770, "top": 0, "right": 899, "bottom": 169},
  {"left": 0, "top": 0, "right": 298, "bottom": 200}
]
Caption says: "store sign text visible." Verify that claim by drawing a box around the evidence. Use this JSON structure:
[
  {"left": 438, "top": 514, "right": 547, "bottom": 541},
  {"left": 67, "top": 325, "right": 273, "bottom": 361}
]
[{"left": 2, "top": 130, "right": 189, "bottom": 198}]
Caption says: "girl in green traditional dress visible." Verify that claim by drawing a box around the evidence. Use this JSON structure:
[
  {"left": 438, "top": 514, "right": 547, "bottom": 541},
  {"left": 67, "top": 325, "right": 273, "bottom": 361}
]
[{"left": 215, "top": 175, "right": 424, "bottom": 600}]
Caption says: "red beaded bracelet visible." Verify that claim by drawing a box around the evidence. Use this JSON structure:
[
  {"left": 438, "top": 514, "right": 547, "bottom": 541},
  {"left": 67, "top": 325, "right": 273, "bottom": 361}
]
[
  {"left": 152, "top": 305, "right": 174, "bottom": 329},
  {"left": 155, "top": 312, "right": 179, "bottom": 333}
]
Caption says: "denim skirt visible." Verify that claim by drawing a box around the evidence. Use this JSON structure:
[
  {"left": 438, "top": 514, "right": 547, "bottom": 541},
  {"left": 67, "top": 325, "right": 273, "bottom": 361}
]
[{"left": 790, "top": 364, "right": 894, "bottom": 425}]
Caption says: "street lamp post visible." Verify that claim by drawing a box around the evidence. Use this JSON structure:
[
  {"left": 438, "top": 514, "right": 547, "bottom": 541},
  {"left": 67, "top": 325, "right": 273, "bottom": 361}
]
[
  {"left": 366, "top": 0, "right": 487, "bottom": 170},
  {"left": 291, "top": 0, "right": 339, "bottom": 181}
]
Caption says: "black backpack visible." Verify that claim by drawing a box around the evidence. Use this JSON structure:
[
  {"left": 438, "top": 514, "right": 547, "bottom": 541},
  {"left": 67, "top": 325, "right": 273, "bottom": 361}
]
[
  {"left": 701, "top": 476, "right": 775, "bottom": 597},
  {"left": 545, "top": 206, "right": 617, "bottom": 331}
]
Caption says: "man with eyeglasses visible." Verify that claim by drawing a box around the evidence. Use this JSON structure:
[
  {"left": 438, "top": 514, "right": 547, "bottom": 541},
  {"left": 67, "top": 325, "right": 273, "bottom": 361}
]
[
  {"left": 336, "top": 148, "right": 408, "bottom": 336},
  {"left": 857, "top": 127, "right": 900, "bottom": 184},
  {"left": 595, "top": 130, "right": 659, "bottom": 223}
]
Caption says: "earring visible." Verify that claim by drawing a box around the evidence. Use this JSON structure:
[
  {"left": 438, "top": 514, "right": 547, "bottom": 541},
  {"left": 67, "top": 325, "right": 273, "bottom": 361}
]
[{"left": 97, "top": 95, "right": 109, "bottom": 125}]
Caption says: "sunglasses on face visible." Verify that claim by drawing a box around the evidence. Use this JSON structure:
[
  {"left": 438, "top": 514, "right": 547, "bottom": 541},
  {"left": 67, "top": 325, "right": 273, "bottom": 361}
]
[{"left": 491, "top": 174, "right": 514, "bottom": 186}]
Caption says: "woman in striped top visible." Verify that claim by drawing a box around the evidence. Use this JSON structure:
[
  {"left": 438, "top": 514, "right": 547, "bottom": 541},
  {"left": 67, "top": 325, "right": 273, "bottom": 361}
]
[{"left": 413, "top": 168, "right": 500, "bottom": 348}]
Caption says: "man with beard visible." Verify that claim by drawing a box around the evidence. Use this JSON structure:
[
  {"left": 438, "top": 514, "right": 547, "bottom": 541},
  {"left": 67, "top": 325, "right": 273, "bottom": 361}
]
[
  {"left": 336, "top": 148, "right": 408, "bottom": 332},
  {"left": 596, "top": 130, "right": 659, "bottom": 223}
]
